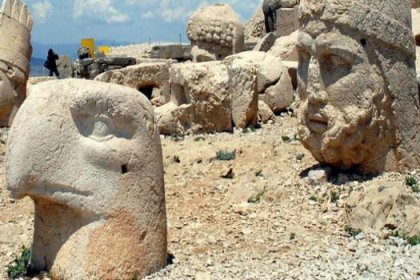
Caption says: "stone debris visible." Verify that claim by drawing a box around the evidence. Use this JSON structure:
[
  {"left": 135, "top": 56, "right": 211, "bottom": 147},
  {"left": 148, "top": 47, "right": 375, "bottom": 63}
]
[{"left": 74, "top": 56, "right": 136, "bottom": 80}]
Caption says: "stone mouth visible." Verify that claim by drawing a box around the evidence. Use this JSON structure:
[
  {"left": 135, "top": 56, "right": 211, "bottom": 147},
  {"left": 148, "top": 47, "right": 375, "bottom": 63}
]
[
  {"left": 307, "top": 114, "right": 328, "bottom": 133},
  {"left": 28, "top": 183, "right": 93, "bottom": 205}
]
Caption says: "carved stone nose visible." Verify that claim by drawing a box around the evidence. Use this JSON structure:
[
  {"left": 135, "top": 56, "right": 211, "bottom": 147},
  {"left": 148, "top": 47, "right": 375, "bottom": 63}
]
[{"left": 308, "top": 90, "right": 328, "bottom": 105}]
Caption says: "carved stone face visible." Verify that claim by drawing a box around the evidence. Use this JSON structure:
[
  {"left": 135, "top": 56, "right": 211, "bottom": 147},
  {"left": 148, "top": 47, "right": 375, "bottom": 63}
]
[
  {"left": 297, "top": 24, "right": 392, "bottom": 169},
  {"left": 0, "top": 62, "right": 26, "bottom": 126},
  {"left": 6, "top": 79, "right": 164, "bottom": 216}
]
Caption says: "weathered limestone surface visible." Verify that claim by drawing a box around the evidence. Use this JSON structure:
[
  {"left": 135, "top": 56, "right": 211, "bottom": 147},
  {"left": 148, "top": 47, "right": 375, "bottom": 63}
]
[
  {"left": 268, "top": 30, "right": 298, "bottom": 61},
  {"left": 155, "top": 61, "right": 259, "bottom": 134},
  {"left": 297, "top": 0, "right": 419, "bottom": 174},
  {"left": 95, "top": 61, "right": 172, "bottom": 104},
  {"left": 346, "top": 182, "right": 420, "bottom": 238},
  {"left": 156, "top": 62, "right": 232, "bottom": 135},
  {"left": 226, "top": 51, "right": 294, "bottom": 113},
  {"left": 0, "top": 0, "right": 32, "bottom": 127},
  {"left": 229, "top": 62, "right": 258, "bottom": 128},
  {"left": 187, "top": 3, "right": 244, "bottom": 61},
  {"left": 6, "top": 79, "right": 167, "bottom": 279}
]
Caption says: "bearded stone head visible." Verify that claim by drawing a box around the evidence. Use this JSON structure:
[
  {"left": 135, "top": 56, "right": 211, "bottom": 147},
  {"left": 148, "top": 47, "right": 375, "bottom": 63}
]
[{"left": 297, "top": 0, "right": 420, "bottom": 174}]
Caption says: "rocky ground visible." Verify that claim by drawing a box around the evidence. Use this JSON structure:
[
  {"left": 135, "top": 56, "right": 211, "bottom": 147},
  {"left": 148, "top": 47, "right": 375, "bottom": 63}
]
[{"left": 1, "top": 115, "right": 420, "bottom": 280}]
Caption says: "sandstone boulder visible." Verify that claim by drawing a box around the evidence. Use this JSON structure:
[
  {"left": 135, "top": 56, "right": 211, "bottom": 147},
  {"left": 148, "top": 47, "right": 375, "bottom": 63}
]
[{"left": 6, "top": 79, "right": 167, "bottom": 280}]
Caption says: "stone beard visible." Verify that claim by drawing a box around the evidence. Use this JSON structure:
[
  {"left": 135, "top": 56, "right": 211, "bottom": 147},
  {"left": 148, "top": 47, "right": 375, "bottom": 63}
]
[{"left": 296, "top": 0, "right": 419, "bottom": 174}]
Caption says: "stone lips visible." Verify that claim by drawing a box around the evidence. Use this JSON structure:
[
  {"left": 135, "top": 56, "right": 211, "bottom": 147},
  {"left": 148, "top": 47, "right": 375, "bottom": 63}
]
[
  {"left": 0, "top": 0, "right": 32, "bottom": 75},
  {"left": 299, "top": 0, "right": 416, "bottom": 58},
  {"left": 6, "top": 79, "right": 167, "bottom": 279}
]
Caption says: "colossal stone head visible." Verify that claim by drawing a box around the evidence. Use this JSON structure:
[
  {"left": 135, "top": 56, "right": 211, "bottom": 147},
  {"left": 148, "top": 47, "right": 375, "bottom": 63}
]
[
  {"left": 0, "top": 0, "right": 32, "bottom": 127},
  {"left": 297, "top": 0, "right": 420, "bottom": 174},
  {"left": 6, "top": 80, "right": 167, "bottom": 279},
  {"left": 187, "top": 3, "right": 244, "bottom": 61}
]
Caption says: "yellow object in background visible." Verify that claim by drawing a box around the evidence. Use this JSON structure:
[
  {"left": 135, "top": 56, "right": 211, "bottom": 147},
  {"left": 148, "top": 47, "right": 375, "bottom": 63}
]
[
  {"left": 81, "top": 38, "right": 95, "bottom": 58},
  {"left": 97, "top": 45, "right": 110, "bottom": 55}
]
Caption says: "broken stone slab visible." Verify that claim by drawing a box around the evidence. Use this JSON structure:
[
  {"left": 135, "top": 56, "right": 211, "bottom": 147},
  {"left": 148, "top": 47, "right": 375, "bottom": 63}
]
[{"left": 95, "top": 61, "right": 172, "bottom": 103}]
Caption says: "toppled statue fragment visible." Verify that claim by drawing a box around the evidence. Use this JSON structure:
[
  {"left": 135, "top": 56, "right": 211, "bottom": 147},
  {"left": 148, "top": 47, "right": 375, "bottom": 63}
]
[
  {"left": 6, "top": 80, "right": 167, "bottom": 279},
  {"left": 0, "top": 0, "right": 32, "bottom": 127},
  {"left": 297, "top": 0, "right": 419, "bottom": 174}
]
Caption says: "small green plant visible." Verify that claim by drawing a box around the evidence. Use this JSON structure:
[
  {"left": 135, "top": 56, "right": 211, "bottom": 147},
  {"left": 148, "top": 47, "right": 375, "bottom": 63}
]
[
  {"left": 406, "top": 176, "right": 417, "bottom": 187},
  {"left": 7, "top": 246, "right": 32, "bottom": 279},
  {"left": 405, "top": 176, "right": 420, "bottom": 193},
  {"left": 378, "top": 185, "right": 386, "bottom": 192},
  {"left": 255, "top": 169, "right": 263, "bottom": 177},
  {"left": 194, "top": 136, "right": 205, "bottom": 142},
  {"left": 345, "top": 225, "right": 362, "bottom": 238},
  {"left": 290, "top": 233, "right": 296, "bottom": 240},
  {"left": 248, "top": 190, "right": 265, "bottom": 204},
  {"left": 173, "top": 155, "right": 180, "bottom": 163},
  {"left": 216, "top": 150, "right": 236, "bottom": 161},
  {"left": 407, "top": 236, "right": 420, "bottom": 246},
  {"left": 412, "top": 185, "right": 420, "bottom": 193},
  {"left": 309, "top": 195, "right": 317, "bottom": 202},
  {"left": 330, "top": 191, "right": 340, "bottom": 203},
  {"left": 281, "top": 135, "right": 291, "bottom": 143}
]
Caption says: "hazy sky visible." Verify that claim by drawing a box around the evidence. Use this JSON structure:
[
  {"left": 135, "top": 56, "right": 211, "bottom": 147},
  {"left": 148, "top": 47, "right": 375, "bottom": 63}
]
[{"left": 23, "top": 0, "right": 262, "bottom": 45}]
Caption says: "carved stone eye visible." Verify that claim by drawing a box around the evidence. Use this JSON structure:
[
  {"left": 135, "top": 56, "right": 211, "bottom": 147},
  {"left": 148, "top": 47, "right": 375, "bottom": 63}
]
[{"left": 88, "top": 115, "right": 115, "bottom": 141}]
